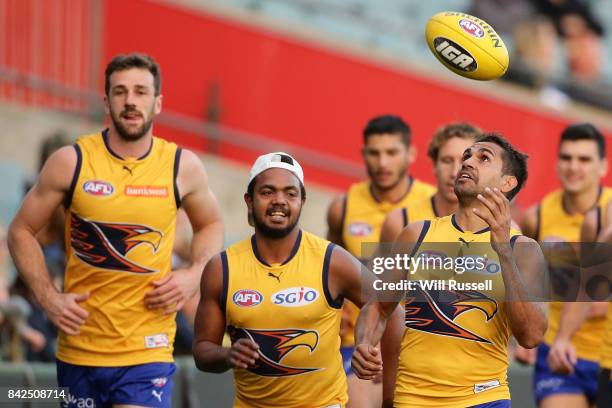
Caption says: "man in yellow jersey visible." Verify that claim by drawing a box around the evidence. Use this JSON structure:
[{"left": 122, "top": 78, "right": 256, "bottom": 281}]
[
  {"left": 193, "top": 152, "right": 370, "bottom": 408},
  {"left": 8, "top": 53, "right": 224, "bottom": 407},
  {"left": 546, "top": 199, "right": 612, "bottom": 408},
  {"left": 378, "top": 122, "right": 480, "bottom": 405},
  {"left": 380, "top": 123, "right": 481, "bottom": 242},
  {"left": 326, "top": 115, "right": 435, "bottom": 407},
  {"left": 584, "top": 203, "right": 612, "bottom": 407},
  {"left": 352, "top": 133, "right": 548, "bottom": 407},
  {"left": 519, "top": 123, "right": 611, "bottom": 408}
]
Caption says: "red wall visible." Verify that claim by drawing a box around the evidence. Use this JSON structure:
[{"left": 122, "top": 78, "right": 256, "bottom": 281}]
[{"left": 103, "top": 0, "right": 612, "bottom": 208}]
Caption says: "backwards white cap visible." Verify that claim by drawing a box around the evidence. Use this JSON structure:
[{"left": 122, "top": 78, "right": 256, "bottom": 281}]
[{"left": 248, "top": 152, "right": 304, "bottom": 186}]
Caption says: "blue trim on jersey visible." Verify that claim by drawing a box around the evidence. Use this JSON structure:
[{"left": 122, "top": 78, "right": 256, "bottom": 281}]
[
  {"left": 534, "top": 342, "right": 599, "bottom": 403},
  {"left": 402, "top": 207, "right": 408, "bottom": 228},
  {"left": 469, "top": 400, "right": 511, "bottom": 408},
  {"left": 409, "top": 220, "right": 431, "bottom": 258},
  {"left": 65, "top": 144, "right": 82, "bottom": 208},
  {"left": 322, "top": 243, "right": 342, "bottom": 309},
  {"left": 173, "top": 148, "right": 182, "bottom": 208},
  {"left": 220, "top": 251, "right": 229, "bottom": 315},
  {"left": 251, "top": 230, "right": 302, "bottom": 267},
  {"left": 101, "top": 128, "right": 153, "bottom": 161},
  {"left": 510, "top": 235, "right": 521, "bottom": 248},
  {"left": 596, "top": 205, "right": 602, "bottom": 237},
  {"left": 452, "top": 214, "right": 490, "bottom": 234},
  {"left": 431, "top": 195, "right": 439, "bottom": 217}
]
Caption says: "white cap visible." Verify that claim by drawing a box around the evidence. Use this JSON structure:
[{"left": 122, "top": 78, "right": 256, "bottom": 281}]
[{"left": 248, "top": 152, "right": 304, "bottom": 186}]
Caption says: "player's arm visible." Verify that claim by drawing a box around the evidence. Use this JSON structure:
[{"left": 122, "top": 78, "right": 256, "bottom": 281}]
[
  {"left": 326, "top": 194, "right": 346, "bottom": 246},
  {"left": 380, "top": 208, "right": 405, "bottom": 244},
  {"left": 192, "top": 255, "right": 259, "bottom": 373},
  {"left": 475, "top": 188, "right": 547, "bottom": 348},
  {"left": 381, "top": 304, "right": 403, "bottom": 408},
  {"left": 7, "top": 146, "right": 89, "bottom": 335},
  {"left": 352, "top": 221, "right": 424, "bottom": 379},
  {"left": 506, "top": 235, "right": 548, "bottom": 347},
  {"left": 145, "top": 149, "right": 224, "bottom": 313},
  {"left": 519, "top": 204, "right": 539, "bottom": 240},
  {"left": 548, "top": 207, "right": 607, "bottom": 373}
]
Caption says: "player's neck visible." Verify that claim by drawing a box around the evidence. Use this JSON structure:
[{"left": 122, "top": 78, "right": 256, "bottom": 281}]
[
  {"left": 253, "top": 227, "right": 301, "bottom": 265},
  {"left": 370, "top": 175, "right": 411, "bottom": 203},
  {"left": 562, "top": 185, "right": 601, "bottom": 214},
  {"left": 455, "top": 204, "right": 490, "bottom": 232},
  {"left": 433, "top": 193, "right": 457, "bottom": 217},
  {"left": 106, "top": 126, "right": 153, "bottom": 160}
]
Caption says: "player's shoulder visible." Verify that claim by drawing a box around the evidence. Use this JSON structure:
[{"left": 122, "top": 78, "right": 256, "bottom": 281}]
[{"left": 411, "top": 178, "right": 436, "bottom": 195}]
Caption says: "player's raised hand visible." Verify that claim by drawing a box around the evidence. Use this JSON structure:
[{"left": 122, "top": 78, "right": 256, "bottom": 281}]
[
  {"left": 351, "top": 343, "right": 383, "bottom": 380},
  {"left": 145, "top": 267, "right": 199, "bottom": 314},
  {"left": 226, "top": 338, "right": 260, "bottom": 369},
  {"left": 44, "top": 292, "right": 89, "bottom": 335},
  {"left": 547, "top": 338, "right": 577, "bottom": 374},
  {"left": 473, "top": 187, "right": 512, "bottom": 255}
]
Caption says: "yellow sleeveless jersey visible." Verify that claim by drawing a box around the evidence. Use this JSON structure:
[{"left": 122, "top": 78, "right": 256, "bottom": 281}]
[
  {"left": 538, "top": 188, "right": 612, "bottom": 362},
  {"left": 224, "top": 230, "right": 347, "bottom": 408},
  {"left": 57, "top": 131, "right": 180, "bottom": 366},
  {"left": 601, "top": 304, "right": 612, "bottom": 370},
  {"left": 401, "top": 195, "right": 439, "bottom": 227},
  {"left": 340, "top": 177, "right": 435, "bottom": 346},
  {"left": 395, "top": 215, "right": 521, "bottom": 407},
  {"left": 597, "top": 199, "right": 612, "bottom": 370}
]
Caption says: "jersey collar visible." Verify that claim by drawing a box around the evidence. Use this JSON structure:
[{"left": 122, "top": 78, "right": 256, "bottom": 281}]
[{"left": 251, "top": 229, "right": 303, "bottom": 267}]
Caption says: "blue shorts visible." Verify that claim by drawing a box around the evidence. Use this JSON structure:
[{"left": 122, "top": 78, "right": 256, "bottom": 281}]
[
  {"left": 469, "top": 400, "right": 511, "bottom": 408},
  {"left": 533, "top": 343, "right": 599, "bottom": 403},
  {"left": 57, "top": 359, "right": 175, "bottom": 408},
  {"left": 341, "top": 346, "right": 354, "bottom": 376}
]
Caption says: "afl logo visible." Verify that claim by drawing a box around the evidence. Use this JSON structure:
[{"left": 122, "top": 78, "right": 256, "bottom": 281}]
[
  {"left": 459, "top": 19, "right": 484, "bottom": 38},
  {"left": 349, "top": 222, "right": 373, "bottom": 237},
  {"left": 273, "top": 287, "right": 319, "bottom": 307},
  {"left": 233, "top": 289, "right": 263, "bottom": 307},
  {"left": 83, "top": 180, "right": 114, "bottom": 196}
]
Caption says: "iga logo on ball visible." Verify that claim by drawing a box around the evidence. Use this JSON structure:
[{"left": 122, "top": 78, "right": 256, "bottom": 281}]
[{"left": 426, "top": 12, "right": 509, "bottom": 80}]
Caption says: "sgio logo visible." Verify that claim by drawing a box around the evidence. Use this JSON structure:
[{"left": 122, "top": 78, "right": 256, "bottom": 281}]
[
  {"left": 433, "top": 37, "right": 478, "bottom": 72},
  {"left": 83, "top": 180, "right": 114, "bottom": 196},
  {"left": 273, "top": 287, "right": 319, "bottom": 307},
  {"left": 233, "top": 289, "right": 263, "bottom": 307}
]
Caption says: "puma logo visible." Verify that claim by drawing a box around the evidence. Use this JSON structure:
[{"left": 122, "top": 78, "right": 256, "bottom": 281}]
[{"left": 152, "top": 390, "right": 163, "bottom": 402}]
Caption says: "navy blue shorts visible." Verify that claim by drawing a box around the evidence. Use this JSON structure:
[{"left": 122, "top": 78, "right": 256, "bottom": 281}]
[
  {"left": 341, "top": 346, "right": 354, "bottom": 376},
  {"left": 57, "top": 359, "right": 175, "bottom": 408},
  {"left": 469, "top": 400, "right": 511, "bottom": 407},
  {"left": 533, "top": 343, "right": 599, "bottom": 404}
]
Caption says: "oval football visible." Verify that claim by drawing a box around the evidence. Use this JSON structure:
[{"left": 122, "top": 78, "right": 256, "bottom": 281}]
[{"left": 425, "top": 11, "right": 509, "bottom": 81}]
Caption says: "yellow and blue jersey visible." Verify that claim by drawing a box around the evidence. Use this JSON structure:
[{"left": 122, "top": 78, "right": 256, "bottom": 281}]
[
  {"left": 223, "top": 230, "right": 347, "bottom": 408},
  {"left": 340, "top": 177, "right": 435, "bottom": 346},
  {"left": 58, "top": 130, "right": 180, "bottom": 366},
  {"left": 538, "top": 188, "right": 612, "bottom": 362},
  {"left": 395, "top": 215, "right": 521, "bottom": 407}
]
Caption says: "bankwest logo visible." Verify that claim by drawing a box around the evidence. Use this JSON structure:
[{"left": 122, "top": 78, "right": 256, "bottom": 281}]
[{"left": 125, "top": 185, "right": 168, "bottom": 197}]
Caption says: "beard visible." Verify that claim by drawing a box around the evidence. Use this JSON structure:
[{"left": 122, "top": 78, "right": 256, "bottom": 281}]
[
  {"left": 110, "top": 106, "right": 154, "bottom": 141},
  {"left": 366, "top": 164, "right": 408, "bottom": 191},
  {"left": 252, "top": 206, "right": 302, "bottom": 239}
]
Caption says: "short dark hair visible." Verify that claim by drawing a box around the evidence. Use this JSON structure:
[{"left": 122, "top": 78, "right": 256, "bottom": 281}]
[
  {"left": 427, "top": 122, "right": 481, "bottom": 162},
  {"left": 476, "top": 133, "right": 529, "bottom": 201},
  {"left": 246, "top": 176, "right": 306, "bottom": 200},
  {"left": 559, "top": 123, "right": 606, "bottom": 159},
  {"left": 104, "top": 53, "right": 161, "bottom": 96},
  {"left": 363, "top": 115, "right": 411, "bottom": 146}
]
